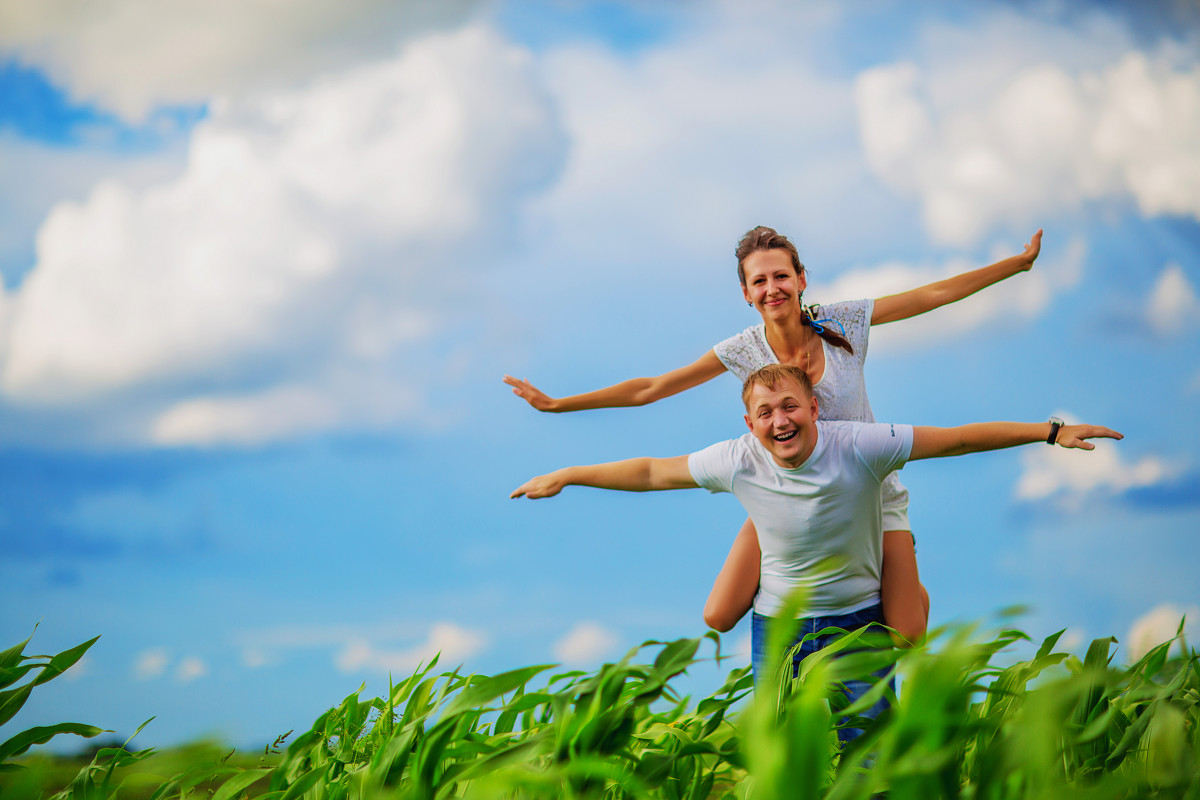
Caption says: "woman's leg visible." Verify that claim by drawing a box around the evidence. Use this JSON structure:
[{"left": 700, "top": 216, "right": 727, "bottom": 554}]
[
  {"left": 880, "top": 529, "right": 929, "bottom": 647},
  {"left": 703, "top": 517, "right": 761, "bottom": 632}
]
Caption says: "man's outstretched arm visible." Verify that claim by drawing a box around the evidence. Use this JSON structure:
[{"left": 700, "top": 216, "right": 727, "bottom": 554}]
[
  {"left": 910, "top": 421, "right": 1122, "bottom": 461},
  {"left": 510, "top": 455, "right": 698, "bottom": 499}
]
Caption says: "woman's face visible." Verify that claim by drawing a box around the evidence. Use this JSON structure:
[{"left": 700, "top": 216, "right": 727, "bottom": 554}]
[{"left": 741, "top": 249, "right": 806, "bottom": 318}]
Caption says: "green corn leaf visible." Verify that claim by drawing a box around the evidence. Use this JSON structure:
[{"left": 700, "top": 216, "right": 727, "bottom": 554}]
[
  {"left": 279, "top": 765, "right": 326, "bottom": 800},
  {"left": 31, "top": 636, "right": 100, "bottom": 687},
  {"left": 211, "top": 767, "right": 273, "bottom": 800},
  {"left": 0, "top": 664, "right": 41, "bottom": 692},
  {"left": 0, "top": 683, "right": 35, "bottom": 730},
  {"left": 442, "top": 664, "right": 552, "bottom": 717},
  {"left": 0, "top": 632, "right": 35, "bottom": 672},
  {"left": 0, "top": 722, "right": 107, "bottom": 762}
]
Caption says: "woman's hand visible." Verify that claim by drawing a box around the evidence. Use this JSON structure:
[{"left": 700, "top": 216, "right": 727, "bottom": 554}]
[
  {"left": 1019, "top": 229, "right": 1043, "bottom": 271},
  {"left": 510, "top": 471, "right": 567, "bottom": 499},
  {"left": 503, "top": 375, "right": 558, "bottom": 412}
]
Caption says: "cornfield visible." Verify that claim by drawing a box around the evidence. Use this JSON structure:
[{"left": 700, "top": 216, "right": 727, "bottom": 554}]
[{"left": 3, "top": 613, "right": 1198, "bottom": 799}]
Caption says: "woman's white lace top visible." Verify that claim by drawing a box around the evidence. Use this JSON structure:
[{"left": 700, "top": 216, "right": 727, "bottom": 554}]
[{"left": 713, "top": 298, "right": 910, "bottom": 512}]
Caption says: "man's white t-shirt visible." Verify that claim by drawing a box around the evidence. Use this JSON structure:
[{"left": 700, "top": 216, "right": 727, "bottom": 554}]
[{"left": 688, "top": 420, "right": 914, "bottom": 618}]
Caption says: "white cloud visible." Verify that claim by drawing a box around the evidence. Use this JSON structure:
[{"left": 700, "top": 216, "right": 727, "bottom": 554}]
[
  {"left": 151, "top": 386, "right": 340, "bottom": 446},
  {"left": 553, "top": 621, "right": 619, "bottom": 665},
  {"left": 1126, "top": 603, "right": 1200, "bottom": 662},
  {"left": 241, "top": 649, "right": 270, "bottom": 669},
  {"left": 1146, "top": 262, "right": 1200, "bottom": 335},
  {"left": 133, "top": 647, "right": 169, "bottom": 680},
  {"left": 335, "top": 622, "right": 486, "bottom": 674},
  {"left": 1015, "top": 419, "right": 1179, "bottom": 504},
  {"left": 810, "top": 235, "right": 1084, "bottom": 352},
  {"left": 0, "top": 24, "right": 564, "bottom": 445},
  {"left": 0, "top": 0, "right": 479, "bottom": 122},
  {"left": 175, "top": 656, "right": 209, "bottom": 683},
  {"left": 528, "top": 3, "right": 871, "bottom": 268},
  {"left": 856, "top": 39, "right": 1200, "bottom": 243},
  {"left": 0, "top": 134, "right": 187, "bottom": 280}
]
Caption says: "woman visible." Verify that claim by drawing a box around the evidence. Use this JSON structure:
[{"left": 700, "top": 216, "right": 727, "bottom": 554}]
[{"left": 504, "top": 226, "right": 1042, "bottom": 645}]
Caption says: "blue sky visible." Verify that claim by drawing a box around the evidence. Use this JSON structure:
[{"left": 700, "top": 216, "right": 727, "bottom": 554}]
[{"left": 2, "top": 0, "right": 1198, "bottom": 751}]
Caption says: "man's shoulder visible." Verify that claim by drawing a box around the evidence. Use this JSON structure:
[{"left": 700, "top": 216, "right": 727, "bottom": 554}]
[{"left": 820, "top": 420, "right": 909, "bottom": 450}]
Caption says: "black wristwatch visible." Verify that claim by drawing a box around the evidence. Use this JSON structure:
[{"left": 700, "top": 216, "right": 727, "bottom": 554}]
[{"left": 1047, "top": 417, "right": 1064, "bottom": 445}]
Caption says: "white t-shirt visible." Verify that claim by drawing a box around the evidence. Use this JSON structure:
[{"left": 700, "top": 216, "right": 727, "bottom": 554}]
[
  {"left": 712, "top": 298, "right": 910, "bottom": 517},
  {"left": 688, "top": 420, "right": 914, "bottom": 618}
]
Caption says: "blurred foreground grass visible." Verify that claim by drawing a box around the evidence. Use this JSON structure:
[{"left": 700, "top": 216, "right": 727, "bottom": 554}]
[{"left": 2, "top": 616, "right": 1197, "bottom": 799}]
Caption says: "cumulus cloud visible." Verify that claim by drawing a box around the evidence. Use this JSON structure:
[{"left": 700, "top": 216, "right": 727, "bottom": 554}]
[
  {"left": 0, "top": 0, "right": 479, "bottom": 122},
  {"left": 1126, "top": 603, "right": 1199, "bottom": 662},
  {"left": 1146, "top": 262, "right": 1200, "bottom": 335},
  {"left": 241, "top": 648, "right": 270, "bottom": 669},
  {"left": 176, "top": 656, "right": 209, "bottom": 683},
  {"left": 527, "top": 3, "right": 870, "bottom": 268},
  {"left": 0, "top": 135, "right": 187, "bottom": 282},
  {"left": 133, "top": 647, "right": 169, "bottom": 680},
  {"left": 810, "top": 235, "right": 1084, "bottom": 352},
  {"left": 1015, "top": 419, "right": 1179, "bottom": 504},
  {"left": 553, "top": 622, "right": 619, "bottom": 665},
  {"left": 335, "top": 622, "right": 485, "bottom": 674},
  {"left": 856, "top": 42, "right": 1200, "bottom": 243},
  {"left": 0, "top": 24, "right": 564, "bottom": 445}
]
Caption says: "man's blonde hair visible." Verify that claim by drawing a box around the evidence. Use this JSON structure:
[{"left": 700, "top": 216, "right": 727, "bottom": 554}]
[{"left": 741, "top": 364, "right": 814, "bottom": 410}]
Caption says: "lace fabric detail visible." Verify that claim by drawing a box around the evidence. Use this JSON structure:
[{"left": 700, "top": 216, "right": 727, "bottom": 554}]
[{"left": 713, "top": 298, "right": 909, "bottom": 513}]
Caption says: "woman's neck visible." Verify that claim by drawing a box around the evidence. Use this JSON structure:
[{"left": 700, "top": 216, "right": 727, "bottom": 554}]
[{"left": 762, "top": 308, "right": 818, "bottom": 363}]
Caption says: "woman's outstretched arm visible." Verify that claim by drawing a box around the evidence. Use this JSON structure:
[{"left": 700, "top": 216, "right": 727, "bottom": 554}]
[
  {"left": 870, "top": 229, "right": 1042, "bottom": 325},
  {"left": 504, "top": 349, "right": 727, "bottom": 412}
]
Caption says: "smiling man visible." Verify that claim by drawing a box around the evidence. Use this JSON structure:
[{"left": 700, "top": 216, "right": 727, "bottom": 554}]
[{"left": 511, "top": 363, "right": 1121, "bottom": 737}]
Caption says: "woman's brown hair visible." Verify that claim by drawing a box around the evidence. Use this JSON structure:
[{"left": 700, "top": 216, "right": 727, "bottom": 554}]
[{"left": 735, "top": 226, "right": 854, "bottom": 354}]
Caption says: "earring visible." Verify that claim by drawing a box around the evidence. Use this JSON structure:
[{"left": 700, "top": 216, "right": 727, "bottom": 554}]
[{"left": 747, "top": 302, "right": 753, "bottom": 307}]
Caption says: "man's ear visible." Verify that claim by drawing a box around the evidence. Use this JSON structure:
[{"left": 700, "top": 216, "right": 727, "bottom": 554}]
[
  {"left": 810, "top": 395, "right": 819, "bottom": 421},
  {"left": 744, "top": 413, "right": 753, "bottom": 432}
]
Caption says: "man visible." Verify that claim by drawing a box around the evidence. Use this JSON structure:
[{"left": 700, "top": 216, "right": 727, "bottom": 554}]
[{"left": 511, "top": 364, "right": 1121, "bottom": 732}]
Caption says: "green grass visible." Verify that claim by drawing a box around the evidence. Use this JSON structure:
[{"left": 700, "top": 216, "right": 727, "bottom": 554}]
[{"left": 2, "top": 615, "right": 1198, "bottom": 799}]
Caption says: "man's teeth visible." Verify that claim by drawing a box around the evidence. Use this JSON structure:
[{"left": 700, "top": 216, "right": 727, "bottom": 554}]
[{"left": 774, "top": 431, "right": 797, "bottom": 441}]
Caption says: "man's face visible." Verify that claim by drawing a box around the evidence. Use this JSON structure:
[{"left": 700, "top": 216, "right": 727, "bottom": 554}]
[{"left": 744, "top": 377, "right": 820, "bottom": 468}]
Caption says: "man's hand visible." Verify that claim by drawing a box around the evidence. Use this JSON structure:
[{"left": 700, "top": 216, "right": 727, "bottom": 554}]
[
  {"left": 1055, "top": 424, "right": 1123, "bottom": 450},
  {"left": 510, "top": 470, "right": 568, "bottom": 499},
  {"left": 503, "top": 375, "right": 558, "bottom": 412}
]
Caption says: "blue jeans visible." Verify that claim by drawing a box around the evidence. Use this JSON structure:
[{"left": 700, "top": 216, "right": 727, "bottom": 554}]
[{"left": 751, "top": 603, "right": 894, "bottom": 745}]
